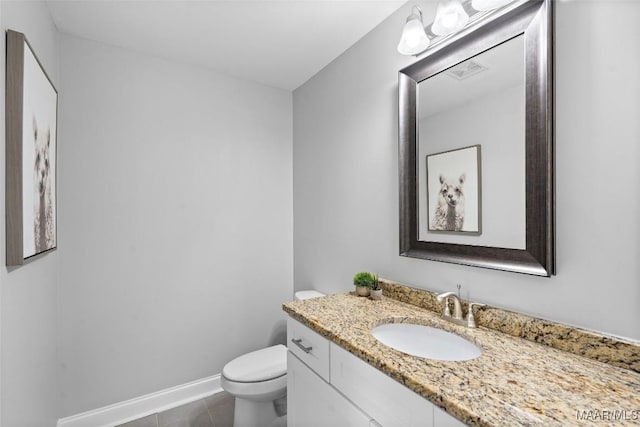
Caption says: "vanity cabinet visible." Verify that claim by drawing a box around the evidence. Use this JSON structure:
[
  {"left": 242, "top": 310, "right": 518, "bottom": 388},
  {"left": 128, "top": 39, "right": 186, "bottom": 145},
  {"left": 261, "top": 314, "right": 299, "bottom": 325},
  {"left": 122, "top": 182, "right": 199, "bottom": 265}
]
[
  {"left": 288, "top": 352, "right": 372, "bottom": 426},
  {"left": 287, "top": 317, "right": 465, "bottom": 427},
  {"left": 287, "top": 317, "right": 371, "bottom": 426}
]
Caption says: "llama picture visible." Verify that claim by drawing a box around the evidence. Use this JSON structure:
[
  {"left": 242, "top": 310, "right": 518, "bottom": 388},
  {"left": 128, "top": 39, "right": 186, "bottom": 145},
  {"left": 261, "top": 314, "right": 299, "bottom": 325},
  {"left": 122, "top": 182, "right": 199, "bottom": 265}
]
[
  {"left": 6, "top": 30, "right": 57, "bottom": 264},
  {"left": 33, "top": 116, "right": 56, "bottom": 252},
  {"left": 431, "top": 173, "right": 466, "bottom": 231},
  {"left": 427, "top": 145, "right": 481, "bottom": 234},
  {"left": 21, "top": 35, "right": 58, "bottom": 259}
]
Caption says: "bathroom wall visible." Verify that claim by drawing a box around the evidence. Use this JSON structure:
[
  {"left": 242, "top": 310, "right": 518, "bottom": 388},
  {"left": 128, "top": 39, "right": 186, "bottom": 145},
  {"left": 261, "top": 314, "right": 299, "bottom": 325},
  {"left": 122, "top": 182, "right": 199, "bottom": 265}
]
[
  {"left": 0, "top": 2, "right": 60, "bottom": 426},
  {"left": 293, "top": 1, "right": 640, "bottom": 341},
  {"left": 57, "top": 35, "right": 293, "bottom": 416}
]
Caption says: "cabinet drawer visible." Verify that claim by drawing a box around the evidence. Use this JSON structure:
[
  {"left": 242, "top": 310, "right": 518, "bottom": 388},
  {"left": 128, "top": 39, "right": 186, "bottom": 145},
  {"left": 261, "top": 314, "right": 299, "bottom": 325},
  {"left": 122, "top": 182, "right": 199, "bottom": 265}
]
[
  {"left": 330, "top": 343, "right": 434, "bottom": 426},
  {"left": 287, "top": 317, "right": 330, "bottom": 381}
]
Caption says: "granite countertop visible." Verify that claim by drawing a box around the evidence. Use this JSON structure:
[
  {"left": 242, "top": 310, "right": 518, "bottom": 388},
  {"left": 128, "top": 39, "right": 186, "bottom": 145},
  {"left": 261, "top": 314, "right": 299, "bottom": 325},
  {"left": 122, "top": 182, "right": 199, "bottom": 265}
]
[{"left": 283, "top": 289, "right": 640, "bottom": 426}]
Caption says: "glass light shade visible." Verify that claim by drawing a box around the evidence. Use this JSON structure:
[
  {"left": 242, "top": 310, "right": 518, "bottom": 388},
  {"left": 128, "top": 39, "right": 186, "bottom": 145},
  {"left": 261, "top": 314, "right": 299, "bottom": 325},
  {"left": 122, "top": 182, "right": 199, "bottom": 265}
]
[
  {"left": 471, "top": 0, "right": 514, "bottom": 11},
  {"left": 431, "top": 0, "right": 470, "bottom": 36},
  {"left": 397, "top": 17, "right": 430, "bottom": 55}
]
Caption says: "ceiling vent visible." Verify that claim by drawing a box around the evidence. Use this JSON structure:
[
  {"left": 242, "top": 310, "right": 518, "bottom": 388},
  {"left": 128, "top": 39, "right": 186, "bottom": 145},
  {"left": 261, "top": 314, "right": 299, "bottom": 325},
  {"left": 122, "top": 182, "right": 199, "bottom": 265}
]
[{"left": 446, "top": 59, "right": 488, "bottom": 80}]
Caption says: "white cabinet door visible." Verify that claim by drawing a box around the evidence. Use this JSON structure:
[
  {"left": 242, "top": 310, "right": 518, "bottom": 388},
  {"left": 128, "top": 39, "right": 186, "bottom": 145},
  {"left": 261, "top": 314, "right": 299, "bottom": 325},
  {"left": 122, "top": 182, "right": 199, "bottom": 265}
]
[
  {"left": 330, "top": 343, "right": 434, "bottom": 427},
  {"left": 288, "top": 351, "right": 371, "bottom": 427}
]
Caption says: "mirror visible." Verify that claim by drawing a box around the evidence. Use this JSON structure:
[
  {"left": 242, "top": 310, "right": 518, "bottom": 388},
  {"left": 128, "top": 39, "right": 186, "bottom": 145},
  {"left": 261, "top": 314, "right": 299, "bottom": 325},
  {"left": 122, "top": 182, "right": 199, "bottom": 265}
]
[
  {"left": 399, "top": 0, "right": 554, "bottom": 276},
  {"left": 418, "top": 35, "right": 525, "bottom": 246}
]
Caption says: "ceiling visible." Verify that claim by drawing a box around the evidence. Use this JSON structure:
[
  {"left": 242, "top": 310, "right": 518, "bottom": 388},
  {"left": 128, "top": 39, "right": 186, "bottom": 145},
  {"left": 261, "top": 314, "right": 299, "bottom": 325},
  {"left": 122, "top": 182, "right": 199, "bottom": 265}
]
[{"left": 46, "top": 0, "right": 408, "bottom": 91}]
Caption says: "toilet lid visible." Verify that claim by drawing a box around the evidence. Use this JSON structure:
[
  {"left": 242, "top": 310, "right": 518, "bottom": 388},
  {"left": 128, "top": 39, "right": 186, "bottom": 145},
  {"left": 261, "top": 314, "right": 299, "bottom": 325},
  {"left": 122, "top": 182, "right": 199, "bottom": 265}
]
[
  {"left": 222, "top": 344, "right": 287, "bottom": 382},
  {"left": 294, "top": 290, "right": 325, "bottom": 301}
]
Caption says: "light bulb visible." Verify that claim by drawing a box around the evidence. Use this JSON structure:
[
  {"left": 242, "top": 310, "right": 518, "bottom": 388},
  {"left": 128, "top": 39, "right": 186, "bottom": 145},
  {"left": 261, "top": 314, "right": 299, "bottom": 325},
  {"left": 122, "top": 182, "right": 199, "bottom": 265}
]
[
  {"left": 397, "top": 9, "right": 430, "bottom": 56},
  {"left": 440, "top": 11, "right": 459, "bottom": 30},
  {"left": 403, "top": 19, "right": 426, "bottom": 48},
  {"left": 431, "top": 0, "right": 469, "bottom": 36}
]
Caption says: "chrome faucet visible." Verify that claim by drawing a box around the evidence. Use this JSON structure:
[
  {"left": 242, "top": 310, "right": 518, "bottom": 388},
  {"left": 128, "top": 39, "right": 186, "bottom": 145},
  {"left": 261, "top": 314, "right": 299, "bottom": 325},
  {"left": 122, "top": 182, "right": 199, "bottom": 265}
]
[{"left": 436, "top": 291, "right": 485, "bottom": 328}]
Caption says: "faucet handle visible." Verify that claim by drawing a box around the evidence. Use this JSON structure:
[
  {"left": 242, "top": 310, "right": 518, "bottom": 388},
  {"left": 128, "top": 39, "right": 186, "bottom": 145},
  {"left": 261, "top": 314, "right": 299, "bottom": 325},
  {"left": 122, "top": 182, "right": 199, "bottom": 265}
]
[
  {"left": 467, "top": 303, "right": 486, "bottom": 328},
  {"left": 442, "top": 297, "right": 451, "bottom": 317},
  {"left": 436, "top": 292, "right": 454, "bottom": 317}
]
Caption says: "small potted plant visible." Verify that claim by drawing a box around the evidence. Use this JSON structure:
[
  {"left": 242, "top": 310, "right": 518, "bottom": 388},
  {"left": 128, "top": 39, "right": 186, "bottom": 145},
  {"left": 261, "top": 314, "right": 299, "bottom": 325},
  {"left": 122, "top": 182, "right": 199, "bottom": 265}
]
[
  {"left": 369, "top": 275, "right": 382, "bottom": 300},
  {"left": 353, "top": 272, "right": 376, "bottom": 297}
]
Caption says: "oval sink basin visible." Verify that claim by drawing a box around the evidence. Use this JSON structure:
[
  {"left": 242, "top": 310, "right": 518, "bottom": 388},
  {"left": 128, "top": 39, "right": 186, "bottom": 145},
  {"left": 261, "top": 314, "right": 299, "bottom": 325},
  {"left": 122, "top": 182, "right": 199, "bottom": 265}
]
[{"left": 371, "top": 323, "right": 481, "bottom": 361}]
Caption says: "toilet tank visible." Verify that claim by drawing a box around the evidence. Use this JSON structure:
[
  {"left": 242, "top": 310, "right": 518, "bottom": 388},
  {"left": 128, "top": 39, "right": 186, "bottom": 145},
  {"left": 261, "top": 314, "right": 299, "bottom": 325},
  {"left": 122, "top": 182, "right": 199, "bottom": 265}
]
[{"left": 294, "top": 290, "right": 325, "bottom": 301}]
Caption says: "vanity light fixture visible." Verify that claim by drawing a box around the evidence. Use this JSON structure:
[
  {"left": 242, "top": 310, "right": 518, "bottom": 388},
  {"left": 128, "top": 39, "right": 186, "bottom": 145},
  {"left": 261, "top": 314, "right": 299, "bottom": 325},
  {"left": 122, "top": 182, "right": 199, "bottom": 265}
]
[
  {"left": 397, "top": 5, "right": 430, "bottom": 56},
  {"left": 431, "top": 0, "right": 470, "bottom": 36},
  {"left": 397, "top": 0, "right": 518, "bottom": 56},
  {"left": 471, "top": 0, "right": 514, "bottom": 11}
]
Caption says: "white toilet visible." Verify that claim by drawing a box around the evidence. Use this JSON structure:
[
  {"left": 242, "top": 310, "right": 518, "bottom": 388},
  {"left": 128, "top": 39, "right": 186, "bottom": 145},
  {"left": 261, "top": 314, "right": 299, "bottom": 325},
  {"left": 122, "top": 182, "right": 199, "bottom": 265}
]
[{"left": 221, "top": 290, "right": 325, "bottom": 427}]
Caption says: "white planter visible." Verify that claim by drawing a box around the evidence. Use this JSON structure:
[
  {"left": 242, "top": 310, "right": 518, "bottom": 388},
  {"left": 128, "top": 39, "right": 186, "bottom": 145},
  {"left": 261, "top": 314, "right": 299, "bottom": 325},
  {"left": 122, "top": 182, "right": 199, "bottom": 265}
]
[{"left": 369, "top": 289, "right": 383, "bottom": 300}]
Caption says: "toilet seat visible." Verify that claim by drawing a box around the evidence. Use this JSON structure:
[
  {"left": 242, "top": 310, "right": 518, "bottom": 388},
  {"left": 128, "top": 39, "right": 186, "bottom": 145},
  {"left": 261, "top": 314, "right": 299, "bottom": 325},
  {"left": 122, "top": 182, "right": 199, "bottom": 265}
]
[
  {"left": 221, "top": 344, "right": 288, "bottom": 402},
  {"left": 221, "top": 372, "right": 287, "bottom": 402},
  {"left": 222, "top": 344, "right": 287, "bottom": 382}
]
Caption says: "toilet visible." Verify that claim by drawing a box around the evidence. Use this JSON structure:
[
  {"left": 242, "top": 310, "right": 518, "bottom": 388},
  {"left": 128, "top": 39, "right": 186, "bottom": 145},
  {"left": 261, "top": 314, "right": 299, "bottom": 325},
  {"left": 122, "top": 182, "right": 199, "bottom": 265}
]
[{"left": 221, "top": 290, "right": 325, "bottom": 427}]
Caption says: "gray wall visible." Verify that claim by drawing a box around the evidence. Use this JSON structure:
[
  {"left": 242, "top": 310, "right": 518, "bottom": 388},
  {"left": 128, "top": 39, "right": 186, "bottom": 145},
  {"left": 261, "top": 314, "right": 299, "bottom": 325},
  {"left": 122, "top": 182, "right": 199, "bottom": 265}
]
[
  {"left": 57, "top": 36, "right": 293, "bottom": 416},
  {"left": 0, "top": 2, "right": 60, "bottom": 426},
  {"left": 293, "top": 1, "right": 640, "bottom": 341}
]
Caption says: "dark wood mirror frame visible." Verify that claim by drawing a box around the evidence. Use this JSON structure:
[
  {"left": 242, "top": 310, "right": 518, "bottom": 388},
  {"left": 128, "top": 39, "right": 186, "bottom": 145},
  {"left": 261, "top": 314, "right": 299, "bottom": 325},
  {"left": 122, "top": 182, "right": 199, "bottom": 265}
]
[{"left": 398, "top": 0, "right": 554, "bottom": 277}]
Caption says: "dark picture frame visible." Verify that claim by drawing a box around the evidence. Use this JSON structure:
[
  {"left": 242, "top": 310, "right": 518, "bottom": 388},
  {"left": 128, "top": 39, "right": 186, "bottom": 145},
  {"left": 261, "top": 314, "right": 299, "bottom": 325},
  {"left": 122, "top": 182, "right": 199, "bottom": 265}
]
[
  {"left": 398, "top": 0, "right": 554, "bottom": 276},
  {"left": 6, "top": 29, "right": 58, "bottom": 265},
  {"left": 426, "top": 145, "right": 482, "bottom": 235}
]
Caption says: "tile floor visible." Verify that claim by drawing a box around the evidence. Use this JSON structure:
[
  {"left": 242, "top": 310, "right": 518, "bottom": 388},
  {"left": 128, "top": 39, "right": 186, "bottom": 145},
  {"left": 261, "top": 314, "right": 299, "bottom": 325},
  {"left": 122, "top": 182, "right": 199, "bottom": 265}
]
[{"left": 116, "top": 391, "right": 234, "bottom": 427}]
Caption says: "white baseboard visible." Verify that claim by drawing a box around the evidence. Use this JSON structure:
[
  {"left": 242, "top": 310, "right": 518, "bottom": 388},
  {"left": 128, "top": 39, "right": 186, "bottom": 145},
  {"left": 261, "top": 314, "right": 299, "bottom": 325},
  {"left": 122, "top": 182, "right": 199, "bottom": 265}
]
[{"left": 57, "top": 374, "right": 222, "bottom": 427}]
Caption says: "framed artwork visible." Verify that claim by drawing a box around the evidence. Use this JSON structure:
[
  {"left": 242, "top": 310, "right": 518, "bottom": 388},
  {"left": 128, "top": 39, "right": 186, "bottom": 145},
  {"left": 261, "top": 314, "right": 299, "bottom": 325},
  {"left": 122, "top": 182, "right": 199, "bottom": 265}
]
[
  {"left": 6, "top": 30, "right": 58, "bottom": 265},
  {"left": 426, "top": 145, "right": 481, "bottom": 234}
]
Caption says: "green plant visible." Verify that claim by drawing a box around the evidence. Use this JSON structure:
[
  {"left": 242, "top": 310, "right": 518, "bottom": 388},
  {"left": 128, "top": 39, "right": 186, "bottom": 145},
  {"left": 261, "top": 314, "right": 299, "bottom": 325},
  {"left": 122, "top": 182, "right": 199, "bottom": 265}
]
[
  {"left": 353, "top": 272, "right": 377, "bottom": 288},
  {"left": 370, "top": 274, "right": 380, "bottom": 291}
]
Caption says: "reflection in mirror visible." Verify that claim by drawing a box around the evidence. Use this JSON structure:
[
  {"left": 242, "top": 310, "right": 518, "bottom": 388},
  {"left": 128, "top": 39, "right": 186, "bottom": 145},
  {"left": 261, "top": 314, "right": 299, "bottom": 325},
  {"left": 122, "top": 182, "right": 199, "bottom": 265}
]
[
  {"left": 417, "top": 35, "right": 525, "bottom": 248},
  {"left": 398, "top": 0, "right": 554, "bottom": 276}
]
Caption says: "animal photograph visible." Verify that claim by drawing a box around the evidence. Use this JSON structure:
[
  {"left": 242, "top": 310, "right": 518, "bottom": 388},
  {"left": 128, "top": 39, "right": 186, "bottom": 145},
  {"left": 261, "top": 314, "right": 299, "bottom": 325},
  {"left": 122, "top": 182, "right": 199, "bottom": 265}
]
[
  {"left": 427, "top": 145, "right": 481, "bottom": 234},
  {"left": 32, "top": 116, "right": 56, "bottom": 253},
  {"left": 20, "top": 33, "right": 58, "bottom": 259}
]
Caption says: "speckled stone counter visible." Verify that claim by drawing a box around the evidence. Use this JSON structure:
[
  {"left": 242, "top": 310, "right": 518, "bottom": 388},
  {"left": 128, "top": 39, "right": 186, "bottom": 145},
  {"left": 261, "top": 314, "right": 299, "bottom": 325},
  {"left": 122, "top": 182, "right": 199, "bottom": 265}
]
[{"left": 282, "top": 284, "right": 640, "bottom": 426}]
